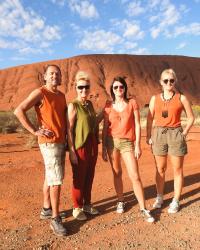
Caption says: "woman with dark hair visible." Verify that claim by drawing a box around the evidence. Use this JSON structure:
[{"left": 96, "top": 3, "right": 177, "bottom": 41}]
[
  {"left": 146, "top": 69, "right": 194, "bottom": 213},
  {"left": 102, "top": 76, "right": 155, "bottom": 223}
]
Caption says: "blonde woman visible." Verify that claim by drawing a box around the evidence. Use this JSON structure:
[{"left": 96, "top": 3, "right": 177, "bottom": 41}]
[
  {"left": 67, "top": 71, "right": 100, "bottom": 220},
  {"left": 146, "top": 69, "right": 194, "bottom": 213}
]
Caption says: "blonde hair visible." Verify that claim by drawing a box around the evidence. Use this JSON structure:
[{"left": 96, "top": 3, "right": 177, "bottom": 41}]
[
  {"left": 75, "top": 71, "right": 90, "bottom": 84},
  {"left": 160, "top": 68, "right": 177, "bottom": 82}
]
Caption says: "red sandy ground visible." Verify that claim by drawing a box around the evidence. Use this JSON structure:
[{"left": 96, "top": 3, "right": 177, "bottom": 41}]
[{"left": 0, "top": 128, "right": 200, "bottom": 250}]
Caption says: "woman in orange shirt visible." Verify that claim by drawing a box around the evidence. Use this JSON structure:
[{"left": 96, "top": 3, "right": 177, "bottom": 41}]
[
  {"left": 146, "top": 68, "right": 194, "bottom": 213},
  {"left": 102, "top": 76, "right": 154, "bottom": 223}
]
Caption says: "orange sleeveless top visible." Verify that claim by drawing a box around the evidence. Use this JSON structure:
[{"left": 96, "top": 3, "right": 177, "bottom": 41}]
[
  {"left": 104, "top": 99, "right": 139, "bottom": 141},
  {"left": 35, "top": 86, "right": 67, "bottom": 144},
  {"left": 154, "top": 93, "right": 183, "bottom": 127}
]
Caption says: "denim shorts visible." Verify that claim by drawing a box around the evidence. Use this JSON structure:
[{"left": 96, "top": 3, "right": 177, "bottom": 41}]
[
  {"left": 151, "top": 127, "right": 187, "bottom": 156},
  {"left": 39, "top": 143, "right": 66, "bottom": 186},
  {"left": 106, "top": 136, "right": 134, "bottom": 154}
]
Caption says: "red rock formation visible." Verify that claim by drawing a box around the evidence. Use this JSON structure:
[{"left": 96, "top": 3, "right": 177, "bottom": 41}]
[{"left": 0, "top": 54, "right": 200, "bottom": 111}]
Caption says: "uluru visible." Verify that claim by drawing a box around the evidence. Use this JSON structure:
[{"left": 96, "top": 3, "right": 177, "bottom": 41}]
[{"left": 0, "top": 54, "right": 200, "bottom": 111}]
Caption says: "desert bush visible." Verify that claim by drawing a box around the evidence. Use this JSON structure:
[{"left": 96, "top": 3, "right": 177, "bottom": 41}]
[
  {"left": 25, "top": 134, "right": 38, "bottom": 148},
  {"left": 0, "top": 108, "right": 37, "bottom": 134}
]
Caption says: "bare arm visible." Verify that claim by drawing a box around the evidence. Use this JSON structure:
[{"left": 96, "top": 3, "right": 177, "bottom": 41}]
[
  {"left": 14, "top": 89, "right": 54, "bottom": 137},
  {"left": 146, "top": 96, "right": 155, "bottom": 144},
  {"left": 180, "top": 95, "right": 195, "bottom": 136},
  {"left": 134, "top": 109, "right": 141, "bottom": 159},
  {"left": 102, "top": 115, "right": 109, "bottom": 161},
  {"left": 67, "top": 103, "right": 78, "bottom": 164}
]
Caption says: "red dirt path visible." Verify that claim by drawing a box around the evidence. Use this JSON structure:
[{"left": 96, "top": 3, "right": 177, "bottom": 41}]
[{"left": 0, "top": 128, "right": 200, "bottom": 249}]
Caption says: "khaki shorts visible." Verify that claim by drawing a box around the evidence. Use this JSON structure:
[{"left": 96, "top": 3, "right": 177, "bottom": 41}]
[
  {"left": 106, "top": 136, "right": 134, "bottom": 154},
  {"left": 151, "top": 127, "right": 187, "bottom": 156},
  {"left": 39, "top": 143, "right": 66, "bottom": 186}
]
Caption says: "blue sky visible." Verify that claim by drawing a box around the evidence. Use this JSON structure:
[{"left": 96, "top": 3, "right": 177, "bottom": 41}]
[{"left": 0, "top": 0, "right": 200, "bottom": 69}]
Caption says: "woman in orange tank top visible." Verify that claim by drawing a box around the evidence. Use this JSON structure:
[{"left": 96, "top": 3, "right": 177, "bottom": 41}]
[
  {"left": 146, "top": 68, "right": 194, "bottom": 214},
  {"left": 102, "top": 76, "right": 155, "bottom": 223}
]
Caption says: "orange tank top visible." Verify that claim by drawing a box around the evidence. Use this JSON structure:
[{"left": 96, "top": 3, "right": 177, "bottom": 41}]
[
  {"left": 104, "top": 99, "right": 139, "bottom": 141},
  {"left": 35, "top": 86, "right": 67, "bottom": 144},
  {"left": 154, "top": 93, "right": 183, "bottom": 127}
]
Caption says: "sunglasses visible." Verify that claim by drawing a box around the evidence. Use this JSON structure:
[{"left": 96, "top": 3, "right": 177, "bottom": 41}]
[
  {"left": 113, "top": 85, "right": 124, "bottom": 90},
  {"left": 163, "top": 79, "right": 175, "bottom": 84},
  {"left": 77, "top": 85, "right": 90, "bottom": 90}
]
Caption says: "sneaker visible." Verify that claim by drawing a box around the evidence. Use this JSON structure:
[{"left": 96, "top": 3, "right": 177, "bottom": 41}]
[
  {"left": 40, "top": 208, "right": 52, "bottom": 219},
  {"left": 116, "top": 201, "right": 125, "bottom": 214},
  {"left": 50, "top": 216, "right": 67, "bottom": 236},
  {"left": 83, "top": 205, "right": 99, "bottom": 215},
  {"left": 153, "top": 195, "right": 163, "bottom": 209},
  {"left": 72, "top": 208, "right": 87, "bottom": 221},
  {"left": 40, "top": 208, "right": 68, "bottom": 220},
  {"left": 168, "top": 198, "right": 180, "bottom": 214},
  {"left": 141, "top": 209, "right": 155, "bottom": 223}
]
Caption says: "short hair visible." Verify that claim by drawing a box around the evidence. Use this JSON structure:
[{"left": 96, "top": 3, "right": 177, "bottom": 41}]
[
  {"left": 44, "top": 64, "right": 61, "bottom": 75},
  {"left": 110, "top": 76, "right": 128, "bottom": 102},
  {"left": 75, "top": 71, "right": 90, "bottom": 84},
  {"left": 160, "top": 68, "right": 177, "bottom": 82}
]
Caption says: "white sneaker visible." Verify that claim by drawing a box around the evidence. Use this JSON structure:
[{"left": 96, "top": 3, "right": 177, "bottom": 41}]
[
  {"left": 153, "top": 195, "right": 163, "bottom": 209},
  {"left": 72, "top": 208, "right": 87, "bottom": 220},
  {"left": 83, "top": 205, "right": 99, "bottom": 215},
  {"left": 116, "top": 201, "right": 125, "bottom": 213},
  {"left": 141, "top": 209, "right": 155, "bottom": 223},
  {"left": 168, "top": 199, "right": 180, "bottom": 214}
]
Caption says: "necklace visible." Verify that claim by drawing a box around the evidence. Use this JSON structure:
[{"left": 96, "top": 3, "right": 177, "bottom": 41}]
[{"left": 162, "top": 91, "right": 175, "bottom": 102}]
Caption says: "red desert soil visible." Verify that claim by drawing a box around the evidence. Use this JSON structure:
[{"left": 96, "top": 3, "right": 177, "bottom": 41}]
[{"left": 0, "top": 128, "right": 200, "bottom": 250}]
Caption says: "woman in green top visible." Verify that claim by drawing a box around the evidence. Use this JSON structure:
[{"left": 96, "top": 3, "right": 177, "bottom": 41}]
[{"left": 67, "top": 71, "right": 101, "bottom": 221}]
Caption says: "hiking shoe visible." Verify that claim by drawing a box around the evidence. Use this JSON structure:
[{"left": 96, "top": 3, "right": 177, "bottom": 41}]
[
  {"left": 153, "top": 195, "right": 163, "bottom": 209},
  {"left": 40, "top": 208, "right": 52, "bottom": 219},
  {"left": 72, "top": 208, "right": 87, "bottom": 221},
  {"left": 50, "top": 216, "right": 67, "bottom": 236},
  {"left": 168, "top": 198, "right": 180, "bottom": 214},
  {"left": 40, "top": 208, "right": 67, "bottom": 220},
  {"left": 141, "top": 209, "right": 155, "bottom": 223},
  {"left": 83, "top": 205, "right": 99, "bottom": 215},
  {"left": 116, "top": 201, "right": 125, "bottom": 214}
]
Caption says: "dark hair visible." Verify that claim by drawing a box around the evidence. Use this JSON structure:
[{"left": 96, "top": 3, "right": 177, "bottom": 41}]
[
  {"left": 44, "top": 64, "right": 61, "bottom": 75},
  {"left": 110, "top": 76, "right": 128, "bottom": 102}
]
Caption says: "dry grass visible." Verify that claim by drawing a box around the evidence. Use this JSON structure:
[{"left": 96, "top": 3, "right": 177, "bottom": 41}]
[{"left": 0, "top": 108, "right": 37, "bottom": 134}]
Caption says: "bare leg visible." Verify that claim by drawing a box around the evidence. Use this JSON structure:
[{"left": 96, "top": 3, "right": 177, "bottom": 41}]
[
  {"left": 50, "top": 185, "right": 61, "bottom": 218},
  {"left": 170, "top": 155, "right": 184, "bottom": 200},
  {"left": 43, "top": 178, "right": 51, "bottom": 208},
  {"left": 107, "top": 149, "right": 124, "bottom": 201},
  {"left": 121, "top": 151, "right": 145, "bottom": 210},
  {"left": 154, "top": 155, "right": 167, "bottom": 195}
]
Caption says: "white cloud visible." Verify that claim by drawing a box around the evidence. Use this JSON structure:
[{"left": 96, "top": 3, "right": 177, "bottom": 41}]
[
  {"left": 112, "top": 19, "right": 145, "bottom": 40},
  {"left": 173, "top": 23, "right": 200, "bottom": 37},
  {"left": 147, "top": 0, "right": 161, "bottom": 9},
  {"left": 122, "top": 20, "right": 144, "bottom": 39},
  {"left": 78, "top": 30, "right": 122, "bottom": 52},
  {"left": 176, "top": 42, "right": 187, "bottom": 50},
  {"left": 126, "top": 1, "right": 145, "bottom": 16},
  {"left": 124, "top": 42, "right": 138, "bottom": 50},
  {"left": 51, "top": 0, "right": 66, "bottom": 6},
  {"left": 131, "top": 47, "right": 149, "bottom": 55},
  {"left": 150, "top": 1, "right": 181, "bottom": 38},
  {"left": 0, "top": 0, "right": 61, "bottom": 54},
  {"left": 68, "top": 0, "right": 99, "bottom": 19}
]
